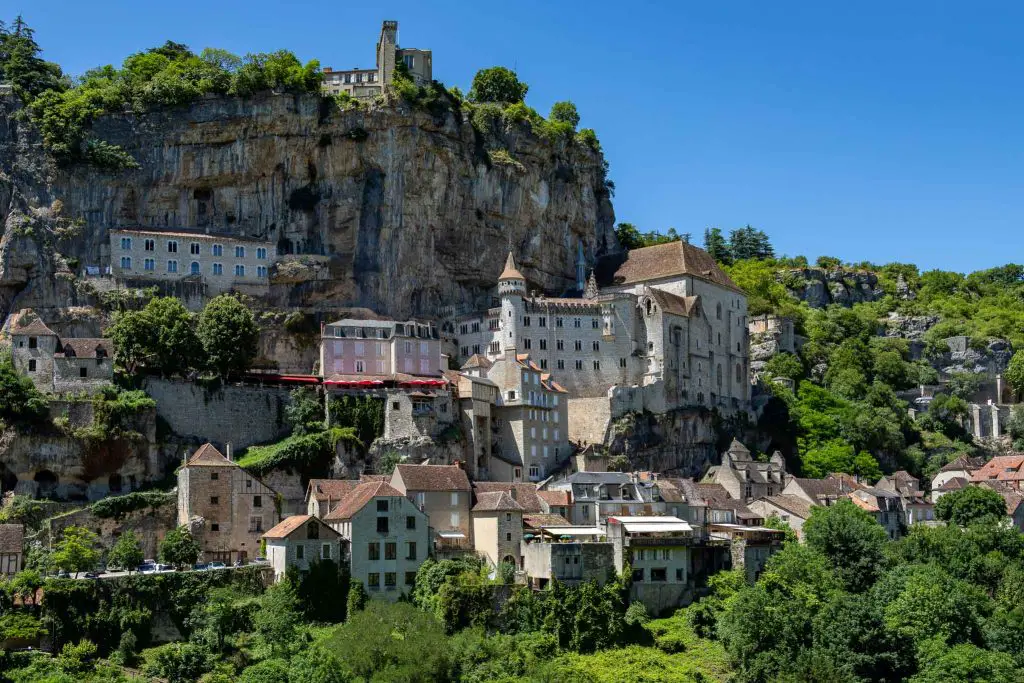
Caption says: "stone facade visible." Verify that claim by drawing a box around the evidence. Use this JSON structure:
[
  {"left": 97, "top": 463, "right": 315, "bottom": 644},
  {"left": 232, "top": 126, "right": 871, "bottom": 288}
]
[
  {"left": 110, "top": 228, "right": 276, "bottom": 299},
  {"left": 607, "top": 515, "right": 694, "bottom": 615},
  {"left": 263, "top": 514, "right": 346, "bottom": 582},
  {"left": 143, "top": 377, "right": 292, "bottom": 450},
  {"left": 391, "top": 464, "right": 472, "bottom": 549},
  {"left": 701, "top": 439, "right": 788, "bottom": 503},
  {"left": 48, "top": 495, "right": 177, "bottom": 560},
  {"left": 522, "top": 540, "right": 615, "bottom": 588},
  {"left": 470, "top": 490, "right": 524, "bottom": 568},
  {"left": 320, "top": 316, "right": 443, "bottom": 379},
  {"left": 177, "top": 444, "right": 280, "bottom": 563},
  {"left": 382, "top": 388, "right": 455, "bottom": 441},
  {"left": 322, "top": 21, "right": 432, "bottom": 99},
  {"left": 454, "top": 373, "right": 499, "bottom": 480},
  {"left": 9, "top": 309, "right": 113, "bottom": 395}
]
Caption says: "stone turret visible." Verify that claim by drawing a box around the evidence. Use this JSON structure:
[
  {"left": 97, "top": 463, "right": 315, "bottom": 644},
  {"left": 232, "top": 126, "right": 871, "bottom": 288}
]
[{"left": 499, "top": 253, "right": 525, "bottom": 351}]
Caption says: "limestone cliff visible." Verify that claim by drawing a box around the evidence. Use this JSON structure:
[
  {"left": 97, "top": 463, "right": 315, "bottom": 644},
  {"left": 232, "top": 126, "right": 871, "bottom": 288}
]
[{"left": 0, "top": 92, "right": 618, "bottom": 321}]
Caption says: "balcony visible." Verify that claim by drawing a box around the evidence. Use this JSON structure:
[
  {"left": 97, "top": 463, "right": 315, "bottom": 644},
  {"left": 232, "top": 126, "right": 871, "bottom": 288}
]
[{"left": 626, "top": 535, "right": 694, "bottom": 547}]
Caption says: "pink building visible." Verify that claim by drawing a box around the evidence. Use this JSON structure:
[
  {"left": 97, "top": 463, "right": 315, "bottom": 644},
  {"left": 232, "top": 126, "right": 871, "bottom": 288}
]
[{"left": 320, "top": 316, "right": 443, "bottom": 378}]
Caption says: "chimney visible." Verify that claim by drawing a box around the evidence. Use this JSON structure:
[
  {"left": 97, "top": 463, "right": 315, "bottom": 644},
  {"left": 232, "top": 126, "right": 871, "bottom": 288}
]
[{"left": 226, "top": 443, "right": 232, "bottom": 461}]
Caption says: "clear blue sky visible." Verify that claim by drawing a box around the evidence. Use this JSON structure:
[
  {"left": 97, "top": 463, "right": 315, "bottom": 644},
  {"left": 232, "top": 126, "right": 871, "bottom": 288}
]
[{"left": 15, "top": 1, "right": 1024, "bottom": 273}]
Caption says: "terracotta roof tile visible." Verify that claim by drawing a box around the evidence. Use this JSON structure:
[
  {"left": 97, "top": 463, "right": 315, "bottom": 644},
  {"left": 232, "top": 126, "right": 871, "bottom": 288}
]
[
  {"left": 939, "top": 455, "right": 985, "bottom": 473},
  {"left": 461, "top": 354, "right": 493, "bottom": 370},
  {"left": 394, "top": 464, "right": 470, "bottom": 492},
  {"left": 537, "top": 490, "right": 571, "bottom": 508},
  {"left": 937, "top": 477, "right": 968, "bottom": 492},
  {"left": 474, "top": 482, "right": 543, "bottom": 513},
  {"left": 0, "top": 524, "right": 24, "bottom": 554},
  {"left": 523, "top": 513, "right": 571, "bottom": 528},
  {"left": 55, "top": 338, "right": 114, "bottom": 359},
  {"left": 307, "top": 479, "right": 361, "bottom": 502},
  {"left": 472, "top": 491, "right": 524, "bottom": 512},
  {"left": 262, "top": 515, "right": 311, "bottom": 539},
  {"left": 325, "top": 481, "right": 403, "bottom": 521},
  {"left": 184, "top": 443, "right": 237, "bottom": 468},
  {"left": 971, "top": 455, "right": 1024, "bottom": 483},
  {"left": 612, "top": 241, "right": 743, "bottom": 292}
]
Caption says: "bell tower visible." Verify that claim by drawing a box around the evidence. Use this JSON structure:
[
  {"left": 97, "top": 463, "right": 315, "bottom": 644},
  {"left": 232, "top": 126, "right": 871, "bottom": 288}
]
[{"left": 498, "top": 252, "right": 526, "bottom": 352}]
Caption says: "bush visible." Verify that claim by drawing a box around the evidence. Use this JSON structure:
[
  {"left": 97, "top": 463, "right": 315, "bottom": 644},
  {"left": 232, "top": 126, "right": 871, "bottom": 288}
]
[
  {"left": 468, "top": 66, "right": 528, "bottom": 103},
  {"left": 549, "top": 101, "right": 580, "bottom": 129},
  {"left": 236, "top": 427, "right": 360, "bottom": 477},
  {"left": 143, "top": 642, "right": 212, "bottom": 683},
  {"left": 90, "top": 490, "right": 174, "bottom": 519}
]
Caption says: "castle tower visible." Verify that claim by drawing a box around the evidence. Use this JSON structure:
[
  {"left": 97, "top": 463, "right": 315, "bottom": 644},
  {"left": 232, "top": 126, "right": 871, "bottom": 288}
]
[
  {"left": 377, "top": 20, "right": 399, "bottom": 86},
  {"left": 498, "top": 252, "right": 526, "bottom": 352}
]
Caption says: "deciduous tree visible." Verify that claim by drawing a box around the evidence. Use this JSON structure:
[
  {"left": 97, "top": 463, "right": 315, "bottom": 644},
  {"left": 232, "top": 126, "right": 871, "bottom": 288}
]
[
  {"left": 935, "top": 485, "right": 1007, "bottom": 527},
  {"left": 468, "top": 66, "right": 528, "bottom": 103},
  {"left": 159, "top": 526, "right": 200, "bottom": 569},
  {"left": 197, "top": 294, "right": 259, "bottom": 377}
]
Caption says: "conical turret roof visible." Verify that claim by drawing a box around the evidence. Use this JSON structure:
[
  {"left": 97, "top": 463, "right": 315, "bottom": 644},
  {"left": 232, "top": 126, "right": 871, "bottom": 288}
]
[{"left": 499, "top": 252, "right": 525, "bottom": 281}]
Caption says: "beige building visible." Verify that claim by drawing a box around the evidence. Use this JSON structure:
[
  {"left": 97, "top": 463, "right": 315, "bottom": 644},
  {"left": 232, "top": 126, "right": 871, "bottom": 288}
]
[
  {"left": 319, "top": 316, "right": 443, "bottom": 379},
  {"left": 324, "top": 480, "right": 429, "bottom": 599},
  {"left": 305, "top": 479, "right": 362, "bottom": 518},
  {"left": 453, "top": 366, "right": 500, "bottom": 480},
  {"left": 177, "top": 443, "right": 280, "bottom": 564},
  {"left": 449, "top": 244, "right": 751, "bottom": 416},
  {"left": 748, "top": 495, "right": 814, "bottom": 540},
  {"left": 262, "top": 514, "right": 346, "bottom": 582},
  {"left": 390, "top": 464, "right": 472, "bottom": 553},
  {"left": 9, "top": 309, "right": 114, "bottom": 395},
  {"left": 470, "top": 490, "right": 524, "bottom": 569},
  {"left": 322, "top": 20, "right": 432, "bottom": 99},
  {"left": 607, "top": 515, "right": 695, "bottom": 614},
  {"left": 109, "top": 228, "right": 276, "bottom": 297},
  {"left": 0, "top": 525, "right": 23, "bottom": 577},
  {"left": 702, "top": 439, "right": 787, "bottom": 503}
]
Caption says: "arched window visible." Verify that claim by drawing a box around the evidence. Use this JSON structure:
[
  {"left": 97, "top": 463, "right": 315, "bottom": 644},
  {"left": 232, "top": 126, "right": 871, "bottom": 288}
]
[{"left": 190, "top": 261, "right": 200, "bottom": 275}]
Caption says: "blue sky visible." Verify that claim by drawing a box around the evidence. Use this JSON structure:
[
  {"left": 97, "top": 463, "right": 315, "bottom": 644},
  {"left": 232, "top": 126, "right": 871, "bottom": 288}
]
[{"left": 15, "top": 1, "right": 1024, "bottom": 272}]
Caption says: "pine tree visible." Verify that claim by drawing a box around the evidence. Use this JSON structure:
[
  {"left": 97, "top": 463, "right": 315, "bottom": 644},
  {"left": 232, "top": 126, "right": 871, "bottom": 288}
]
[
  {"left": 703, "top": 227, "right": 733, "bottom": 265},
  {"left": 0, "top": 16, "right": 65, "bottom": 100}
]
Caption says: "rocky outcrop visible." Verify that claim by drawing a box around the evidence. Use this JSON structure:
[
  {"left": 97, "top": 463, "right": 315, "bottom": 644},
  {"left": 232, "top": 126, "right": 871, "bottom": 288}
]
[
  {"left": 0, "top": 92, "right": 618, "bottom": 321},
  {"left": 936, "top": 336, "right": 1013, "bottom": 377},
  {"left": 882, "top": 313, "right": 940, "bottom": 341},
  {"left": 607, "top": 409, "right": 719, "bottom": 477},
  {"left": 780, "top": 268, "right": 884, "bottom": 309}
]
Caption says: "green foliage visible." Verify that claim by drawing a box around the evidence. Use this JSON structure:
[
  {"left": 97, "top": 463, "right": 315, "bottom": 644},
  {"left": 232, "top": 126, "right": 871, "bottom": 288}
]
[
  {"left": 106, "top": 530, "right": 144, "bottom": 572},
  {"left": 143, "top": 642, "right": 212, "bottom": 683},
  {"left": 763, "top": 514, "right": 799, "bottom": 545},
  {"left": 197, "top": 294, "right": 259, "bottom": 377},
  {"left": 107, "top": 296, "right": 202, "bottom": 376},
  {"left": 239, "top": 658, "right": 290, "bottom": 683},
  {"left": 328, "top": 394, "right": 384, "bottom": 448},
  {"left": 0, "top": 358, "right": 49, "bottom": 427},
  {"left": 727, "top": 225, "right": 774, "bottom": 261},
  {"left": 614, "top": 223, "right": 690, "bottom": 250},
  {"left": 935, "top": 485, "right": 1008, "bottom": 527},
  {"left": 803, "top": 500, "right": 888, "bottom": 592},
  {"left": 0, "top": 17, "right": 66, "bottom": 101},
  {"left": 1006, "top": 350, "right": 1024, "bottom": 399},
  {"left": 295, "top": 560, "right": 347, "bottom": 623},
  {"left": 763, "top": 352, "right": 804, "bottom": 381},
  {"left": 0, "top": 494, "right": 50, "bottom": 530},
  {"left": 911, "top": 640, "right": 1020, "bottom": 683},
  {"left": 468, "top": 66, "right": 528, "bottom": 103},
  {"left": 236, "top": 427, "right": 360, "bottom": 477},
  {"left": 346, "top": 578, "right": 367, "bottom": 616},
  {"left": 1009, "top": 405, "right": 1024, "bottom": 450},
  {"left": 52, "top": 525, "right": 100, "bottom": 577},
  {"left": 703, "top": 227, "right": 732, "bottom": 265},
  {"left": 285, "top": 386, "right": 324, "bottom": 435},
  {"left": 549, "top": 100, "right": 580, "bottom": 129},
  {"left": 0, "top": 612, "right": 46, "bottom": 641},
  {"left": 875, "top": 564, "right": 989, "bottom": 648},
  {"left": 89, "top": 489, "right": 174, "bottom": 520},
  {"left": 253, "top": 578, "right": 302, "bottom": 654},
  {"left": 159, "top": 526, "right": 201, "bottom": 569}
]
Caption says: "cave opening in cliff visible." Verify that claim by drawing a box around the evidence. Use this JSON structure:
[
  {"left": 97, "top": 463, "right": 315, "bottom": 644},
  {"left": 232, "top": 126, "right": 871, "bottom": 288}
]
[{"left": 33, "top": 470, "right": 58, "bottom": 500}]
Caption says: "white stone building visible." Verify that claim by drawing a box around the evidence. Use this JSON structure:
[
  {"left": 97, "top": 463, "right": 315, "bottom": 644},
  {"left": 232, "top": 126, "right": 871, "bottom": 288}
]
[
  {"left": 109, "top": 228, "right": 276, "bottom": 296},
  {"left": 447, "top": 244, "right": 750, "bottom": 421},
  {"left": 262, "top": 514, "right": 346, "bottom": 582},
  {"left": 321, "top": 21, "right": 432, "bottom": 99}
]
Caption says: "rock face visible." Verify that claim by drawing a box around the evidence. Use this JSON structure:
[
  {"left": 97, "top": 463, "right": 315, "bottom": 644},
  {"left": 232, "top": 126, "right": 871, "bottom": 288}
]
[
  {"left": 936, "top": 336, "right": 1013, "bottom": 377},
  {"left": 607, "top": 410, "right": 719, "bottom": 477},
  {"left": 0, "top": 92, "right": 618, "bottom": 320},
  {"left": 781, "top": 268, "right": 884, "bottom": 309}
]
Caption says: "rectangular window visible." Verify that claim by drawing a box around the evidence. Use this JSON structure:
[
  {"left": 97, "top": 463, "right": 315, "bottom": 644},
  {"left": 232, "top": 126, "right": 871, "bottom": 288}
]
[
  {"left": 406, "top": 542, "right": 417, "bottom": 560},
  {"left": 368, "top": 542, "right": 380, "bottom": 560},
  {"left": 355, "top": 360, "right": 365, "bottom": 373},
  {"left": 676, "top": 568, "right": 684, "bottom": 581},
  {"left": 120, "top": 256, "right": 132, "bottom": 269},
  {"left": 651, "top": 568, "right": 667, "bottom": 582},
  {"left": 406, "top": 516, "right": 416, "bottom": 530},
  {"left": 620, "top": 357, "right": 627, "bottom": 368},
  {"left": 296, "top": 545, "right": 305, "bottom": 560},
  {"left": 529, "top": 465, "right": 539, "bottom": 478},
  {"left": 322, "top": 543, "right": 332, "bottom": 559},
  {"left": 212, "top": 244, "right": 223, "bottom": 256},
  {"left": 385, "top": 572, "right": 396, "bottom": 587},
  {"left": 405, "top": 571, "right": 417, "bottom": 586},
  {"left": 539, "top": 317, "right": 547, "bottom": 327},
  {"left": 167, "top": 241, "right": 178, "bottom": 253},
  {"left": 212, "top": 263, "right": 223, "bottom": 275},
  {"left": 377, "top": 516, "right": 389, "bottom": 533},
  {"left": 592, "top": 341, "right": 600, "bottom": 351},
  {"left": 632, "top": 569, "right": 644, "bottom": 583},
  {"left": 144, "top": 239, "right": 155, "bottom": 251},
  {"left": 539, "top": 339, "right": 547, "bottom": 350},
  {"left": 661, "top": 549, "right": 671, "bottom": 560},
  {"left": 557, "top": 360, "right": 565, "bottom": 370},
  {"left": 250, "top": 516, "right": 263, "bottom": 532},
  {"left": 211, "top": 523, "right": 219, "bottom": 531},
  {"left": 120, "top": 237, "right": 132, "bottom": 249},
  {"left": 167, "top": 260, "right": 178, "bottom": 273},
  {"left": 144, "top": 258, "right": 155, "bottom": 271},
  {"left": 377, "top": 499, "right": 389, "bottom": 512},
  {"left": 79, "top": 367, "right": 88, "bottom": 378},
  {"left": 253, "top": 495, "right": 262, "bottom": 508},
  {"left": 593, "top": 360, "right": 601, "bottom": 370},
  {"left": 523, "top": 316, "right": 531, "bottom": 327},
  {"left": 210, "top": 496, "right": 219, "bottom": 505},
  {"left": 27, "top": 359, "right": 36, "bottom": 372},
  {"left": 450, "top": 511, "right": 460, "bottom": 527},
  {"left": 190, "top": 242, "right": 200, "bottom": 255},
  {"left": 574, "top": 318, "right": 581, "bottom": 328},
  {"left": 257, "top": 265, "right": 267, "bottom": 278},
  {"left": 574, "top": 340, "right": 582, "bottom": 351},
  {"left": 211, "top": 472, "right": 218, "bottom": 481},
  {"left": 235, "top": 245, "right": 245, "bottom": 258},
  {"left": 368, "top": 573, "right": 380, "bottom": 588},
  {"left": 524, "top": 338, "right": 532, "bottom": 350},
  {"left": 540, "top": 359, "right": 547, "bottom": 369},
  {"left": 450, "top": 492, "right": 460, "bottom": 506},
  {"left": 575, "top": 360, "right": 583, "bottom": 370},
  {"left": 592, "top": 319, "right": 599, "bottom": 329},
  {"left": 385, "top": 542, "right": 397, "bottom": 560},
  {"left": 257, "top": 247, "right": 267, "bottom": 259},
  {"left": 234, "top": 264, "right": 245, "bottom": 276}
]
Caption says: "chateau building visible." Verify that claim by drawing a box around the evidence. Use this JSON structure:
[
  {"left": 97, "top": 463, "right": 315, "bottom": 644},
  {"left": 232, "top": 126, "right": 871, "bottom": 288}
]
[
  {"left": 321, "top": 21, "right": 432, "bottom": 99},
  {"left": 448, "top": 244, "right": 750, "bottom": 418},
  {"left": 319, "top": 315, "right": 443, "bottom": 379},
  {"left": 177, "top": 443, "right": 280, "bottom": 564},
  {"left": 702, "top": 439, "right": 788, "bottom": 503},
  {"left": 109, "top": 228, "right": 276, "bottom": 296},
  {"left": 9, "top": 309, "right": 114, "bottom": 394}
]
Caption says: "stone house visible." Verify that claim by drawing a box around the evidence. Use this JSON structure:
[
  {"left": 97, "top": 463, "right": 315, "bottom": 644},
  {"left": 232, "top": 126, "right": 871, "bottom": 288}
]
[
  {"left": 470, "top": 490, "right": 524, "bottom": 569},
  {"left": 931, "top": 455, "right": 984, "bottom": 500},
  {"left": 848, "top": 488, "right": 903, "bottom": 539},
  {"left": 109, "top": 228, "right": 276, "bottom": 298},
  {"left": 9, "top": 309, "right": 114, "bottom": 395},
  {"left": 876, "top": 471, "right": 935, "bottom": 526},
  {"left": 453, "top": 370, "right": 502, "bottom": 480},
  {"left": 702, "top": 440, "right": 787, "bottom": 503},
  {"left": 748, "top": 495, "right": 814, "bottom": 540},
  {"left": 0, "top": 524, "right": 23, "bottom": 577},
  {"left": 177, "top": 443, "right": 280, "bottom": 564},
  {"left": 521, "top": 537, "right": 615, "bottom": 589},
  {"left": 382, "top": 387, "right": 455, "bottom": 441},
  {"left": 305, "top": 479, "right": 363, "bottom": 518},
  {"left": 449, "top": 245, "right": 751, "bottom": 419},
  {"left": 262, "top": 514, "right": 346, "bottom": 582},
  {"left": 544, "top": 472, "right": 665, "bottom": 527},
  {"left": 391, "top": 464, "right": 472, "bottom": 553},
  {"left": 607, "top": 515, "right": 695, "bottom": 615},
  {"left": 708, "top": 523, "right": 785, "bottom": 584},
  {"left": 324, "top": 480, "right": 429, "bottom": 599},
  {"left": 321, "top": 21, "right": 432, "bottom": 99}
]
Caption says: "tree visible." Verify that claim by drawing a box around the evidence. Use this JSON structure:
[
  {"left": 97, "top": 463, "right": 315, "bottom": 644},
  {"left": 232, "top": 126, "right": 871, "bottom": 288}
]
[
  {"left": 875, "top": 564, "right": 988, "bottom": 648},
  {"left": 253, "top": 578, "right": 302, "bottom": 654},
  {"left": 763, "top": 514, "right": 799, "bottom": 545},
  {"left": 197, "top": 294, "right": 259, "bottom": 377},
  {"left": 1006, "top": 350, "right": 1024, "bottom": 400},
  {"left": 911, "top": 641, "right": 1019, "bottom": 683},
  {"left": 107, "top": 309, "right": 157, "bottom": 374},
  {"left": 0, "top": 359, "right": 48, "bottom": 426},
  {"left": 764, "top": 353, "right": 804, "bottom": 381},
  {"left": 703, "top": 227, "right": 732, "bottom": 265},
  {"left": 240, "top": 659, "right": 291, "bottom": 683},
  {"left": 1009, "top": 405, "right": 1024, "bottom": 450},
  {"left": 549, "top": 101, "right": 580, "bottom": 129},
  {"left": 10, "top": 569, "right": 43, "bottom": 609},
  {"left": 107, "top": 530, "right": 144, "bottom": 573},
  {"left": 0, "top": 16, "right": 65, "bottom": 100},
  {"left": 728, "top": 225, "right": 774, "bottom": 261},
  {"left": 107, "top": 296, "right": 202, "bottom": 376},
  {"left": 803, "top": 500, "right": 887, "bottom": 592},
  {"left": 468, "top": 66, "right": 528, "bottom": 103},
  {"left": 935, "top": 485, "right": 1007, "bottom": 527},
  {"left": 347, "top": 578, "right": 368, "bottom": 616},
  {"left": 286, "top": 386, "right": 324, "bottom": 435},
  {"left": 52, "top": 526, "right": 100, "bottom": 578},
  {"left": 159, "top": 526, "right": 200, "bottom": 569}
]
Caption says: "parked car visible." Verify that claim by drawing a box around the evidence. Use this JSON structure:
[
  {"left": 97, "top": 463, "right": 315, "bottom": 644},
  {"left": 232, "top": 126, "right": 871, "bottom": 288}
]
[
  {"left": 56, "top": 570, "right": 71, "bottom": 579},
  {"left": 193, "top": 563, "right": 208, "bottom": 571},
  {"left": 84, "top": 571, "right": 101, "bottom": 579},
  {"left": 154, "top": 563, "right": 172, "bottom": 572},
  {"left": 207, "top": 561, "right": 227, "bottom": 570},
  {"left": 137, "top": 562, "right": 156, "bottom": 573}
]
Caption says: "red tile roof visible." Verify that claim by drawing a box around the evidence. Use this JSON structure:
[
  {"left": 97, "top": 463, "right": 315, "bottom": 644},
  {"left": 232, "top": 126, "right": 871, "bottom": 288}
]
[
  {"left": 0, "top": 524, "right": 24, "bottom": 554},
  {"left": 263, "top": 514, "right": 341, "bottom": 540},
  {"left": 394, "top": 464, "right": 471, "bottom": 492},
  {"left": 324, "top": 481, "right": 403, "bottom": 521},
  {"left": 306, "top": 479, "right": 361, "bottom": 502},
  {"left": 971, "top": 455, "right": 1024, "bottom": 483},
  {"left": 184, "top": 443, "right": 236, "bottom": 468},
  {"left": 523, "top": 513, "right": 571, "bottom": 528},
  {"left": 612, "top": 241, "right": 743, "bottom": 292},
  {"left": 537, "top": 490, "right": 571, "bottom": 508},
  {"left": 472, "top": 491, "right": 525, "bottom": 512}
]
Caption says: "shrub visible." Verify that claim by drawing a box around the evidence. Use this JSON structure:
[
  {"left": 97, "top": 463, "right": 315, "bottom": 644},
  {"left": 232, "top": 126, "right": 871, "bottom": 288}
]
[
  {"left": 549, "top": 101, "right": 580, "bottom": 129},
  {"left": 468, "top": 66, "right": 528, "bottom": 103}
]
